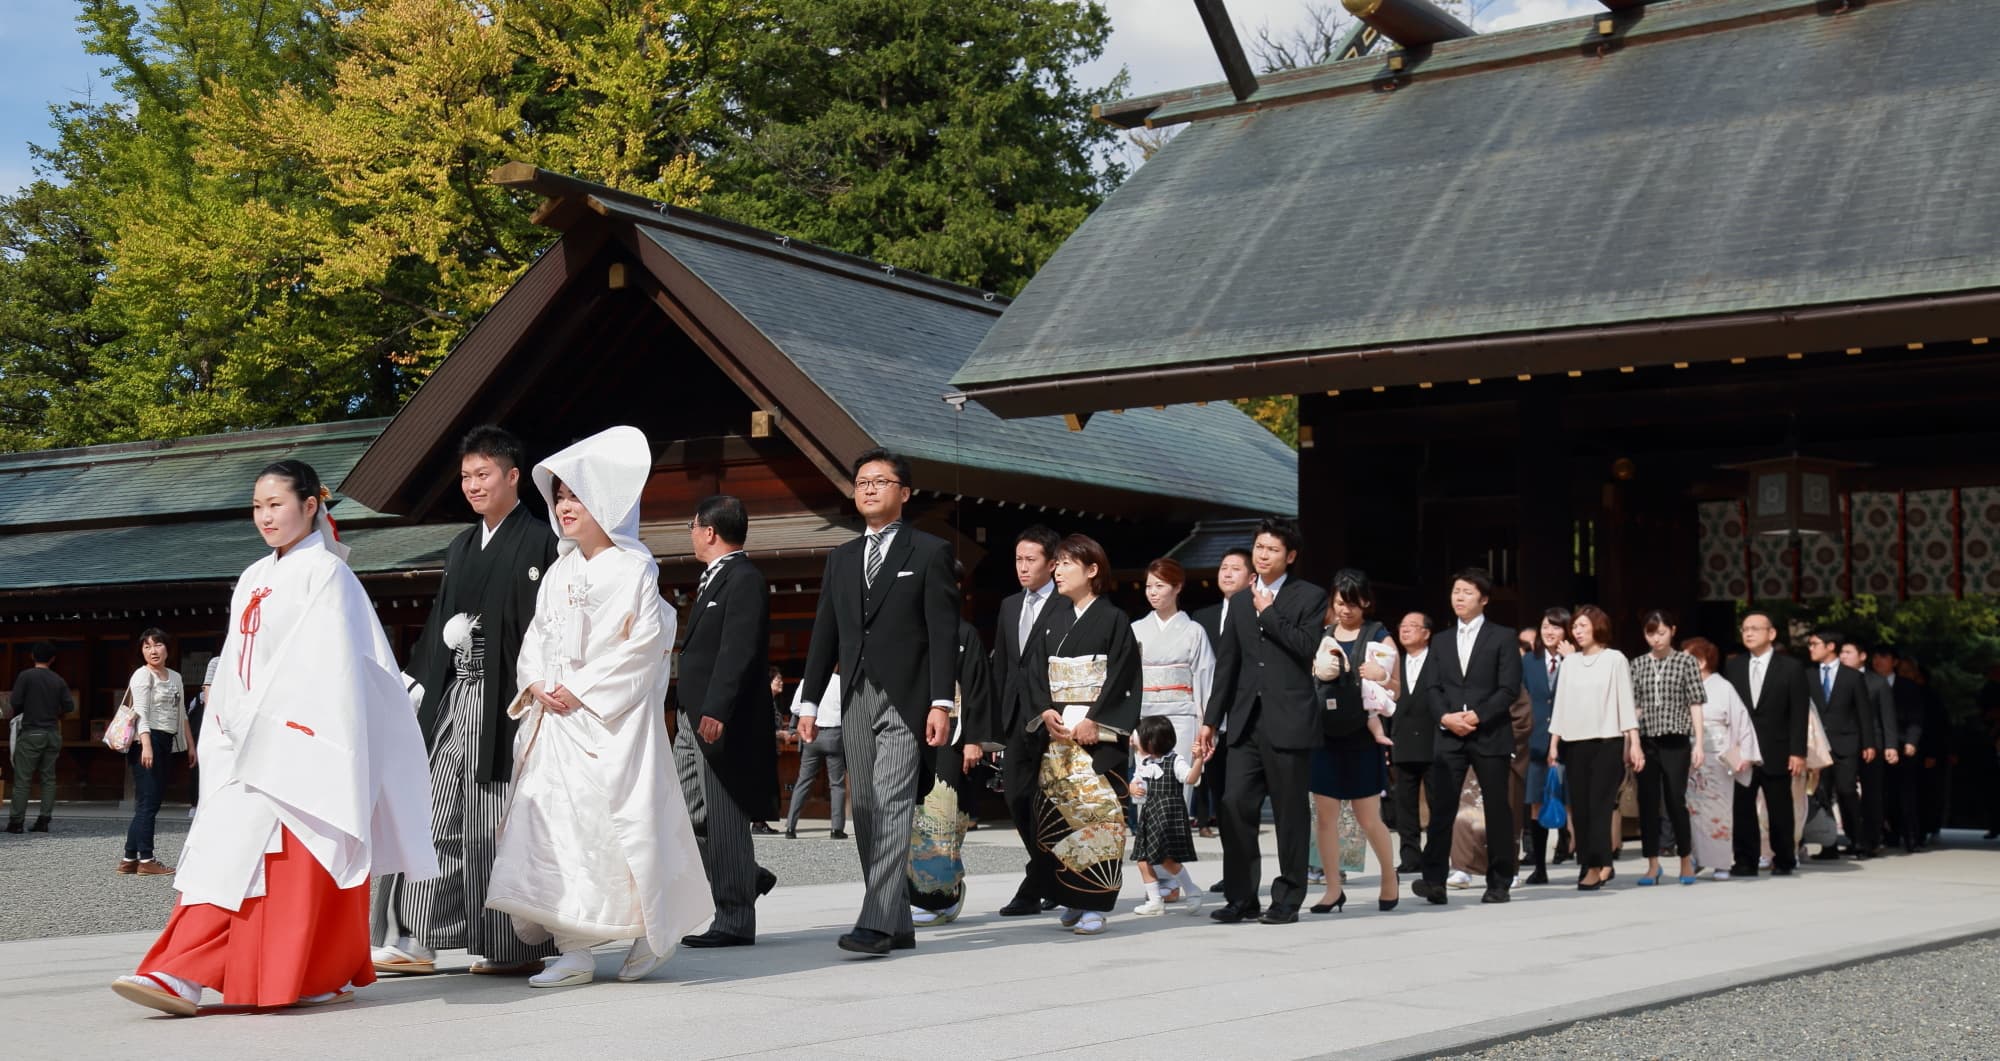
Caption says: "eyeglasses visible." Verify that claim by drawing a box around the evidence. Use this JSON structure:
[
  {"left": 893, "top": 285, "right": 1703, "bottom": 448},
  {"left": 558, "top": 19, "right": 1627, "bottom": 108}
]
[
  {"left": 853, "top": 477, "right": 903, "bottom": 492},
  {"left": 686, "top": 519, "right": 706, "bottom": 531}
]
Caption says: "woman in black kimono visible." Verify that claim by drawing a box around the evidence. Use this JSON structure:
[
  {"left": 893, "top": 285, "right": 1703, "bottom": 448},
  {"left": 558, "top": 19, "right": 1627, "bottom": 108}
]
[{"left": 1025, "top": 534, "right": 1141, "bottom": 936}]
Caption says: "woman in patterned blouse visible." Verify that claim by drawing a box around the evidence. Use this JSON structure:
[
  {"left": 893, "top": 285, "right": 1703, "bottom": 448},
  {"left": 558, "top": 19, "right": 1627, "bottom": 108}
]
[{"left": 1630, "top": 610, "right": 1707, "bottom": 886}]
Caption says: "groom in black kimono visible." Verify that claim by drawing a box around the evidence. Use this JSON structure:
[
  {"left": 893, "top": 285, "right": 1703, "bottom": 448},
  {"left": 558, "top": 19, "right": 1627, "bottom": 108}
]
[{"left": 375, "top": 425, "right": 557, "bottom": 976}]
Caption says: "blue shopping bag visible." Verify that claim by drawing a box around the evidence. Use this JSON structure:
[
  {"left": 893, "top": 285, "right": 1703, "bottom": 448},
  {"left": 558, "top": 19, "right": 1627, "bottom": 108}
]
[{"left": 1537, "top": 764, "right": 1568, "bottom": 830}]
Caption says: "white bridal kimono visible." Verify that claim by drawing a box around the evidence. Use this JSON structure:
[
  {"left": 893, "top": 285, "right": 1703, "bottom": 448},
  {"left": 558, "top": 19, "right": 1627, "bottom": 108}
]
[
  {"left": 175, "top": 530, "right": 437, "bottom": 910},
  {"left": 483, "top": 427, "right": 713, "bottom": 955},
  {"left": 1132, "top": 611, "right": 1214, "bottom": 773}
]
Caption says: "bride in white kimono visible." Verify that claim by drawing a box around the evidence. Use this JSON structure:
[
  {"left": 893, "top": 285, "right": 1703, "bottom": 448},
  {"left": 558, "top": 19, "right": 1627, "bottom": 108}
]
[
  {"left": 1130, "top": 559, "right": 1214, "bottom": 821},
  {"left": 483, "top": 426, "right": 713, "bottom": 988}
]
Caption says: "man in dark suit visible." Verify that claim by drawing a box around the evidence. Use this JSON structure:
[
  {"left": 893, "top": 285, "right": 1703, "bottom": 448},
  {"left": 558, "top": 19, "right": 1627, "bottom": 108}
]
[
  {"left": 674, "top": 495, "right": 781, "bottom": 948},
  {"left": 1805, "top": 629, "right": 1880, "bottom": 859},
  {"left": 1196, "top": 517, "right": 1328, "bottom": 925},
  {"left": 1389, "top": 611, "right": 1437, "bottom": 874},
  {"left": 1414, "top": 569, "right": 1523, "bottom": 906},
  {"left": 797, "top": 449, "right": 957, "bottom": 957},
  {"left": 1724, "top": 611, "right": 1809, "bottom": 877},
  {"left": 979, "top": 525, "right": 1073, "bottom": 917},
  {"left": 375, "top": 425, "right": 558, "bottom": 976},
  {"left": 1868, "top": 645, "right": 1926, "bottom": 852},
  {"left": 1188, "top": 547, "right": 1250, "bottom": 889}
]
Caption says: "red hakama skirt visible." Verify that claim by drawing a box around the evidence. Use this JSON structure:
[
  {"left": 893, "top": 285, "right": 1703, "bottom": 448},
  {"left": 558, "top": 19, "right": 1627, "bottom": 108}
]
[{"left": 138, "top": 828, "right": 376, "bottom": 1008}]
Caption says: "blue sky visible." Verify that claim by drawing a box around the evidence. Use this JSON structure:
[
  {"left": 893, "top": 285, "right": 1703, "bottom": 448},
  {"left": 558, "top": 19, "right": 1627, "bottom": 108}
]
[{"left": 0, "top": 0, "right": 1597, "bottom": 196}]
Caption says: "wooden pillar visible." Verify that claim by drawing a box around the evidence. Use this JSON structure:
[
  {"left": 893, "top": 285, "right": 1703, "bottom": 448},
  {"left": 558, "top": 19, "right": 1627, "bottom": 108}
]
[
  {"left": 1515, "top": 386, "right": 1572, "bottom": 619},
  {"left": 1297, "top": 393, "right": 1346, "bottom": 587}
]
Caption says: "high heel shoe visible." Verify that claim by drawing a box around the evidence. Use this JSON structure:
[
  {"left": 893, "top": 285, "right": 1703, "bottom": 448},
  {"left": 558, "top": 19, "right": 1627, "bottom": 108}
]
[
  {"left": 1636, "top": 869, "right": 1663, "bottom": 887},
  {"left": 1308, "top": 892, "right": 1347, "bottom": 914},
  {"left": 1377, "top": 897, "right": 1399, "bottom": 912}
]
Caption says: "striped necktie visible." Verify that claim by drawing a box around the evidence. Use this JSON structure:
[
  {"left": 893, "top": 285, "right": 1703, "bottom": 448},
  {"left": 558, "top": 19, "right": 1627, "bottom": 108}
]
[
  {"left": 698, "top": 554, "right": 730, "bottom": 597},
  {"left": 865, "top": 522, "right": 901, "bottom": 587}
]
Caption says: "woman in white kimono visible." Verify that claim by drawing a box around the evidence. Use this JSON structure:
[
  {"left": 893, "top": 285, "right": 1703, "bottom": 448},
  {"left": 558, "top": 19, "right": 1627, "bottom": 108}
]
[
  {"left": 1680, "top": 638, "right": 1761, "bottom": 880},
  {"left": 112, "top": 460, "right": 436, "bottom": 1017},
  {"left": 483, "top": 426, "right": 713, "bottom": 989},
  {"left": 1131, "top": 558, "right": 1213, "bottom": 826}
]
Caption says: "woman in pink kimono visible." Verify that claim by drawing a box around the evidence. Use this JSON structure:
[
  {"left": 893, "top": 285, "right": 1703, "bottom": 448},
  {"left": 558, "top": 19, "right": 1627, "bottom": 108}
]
[{"left": 1680, "top": 638, "right": 1761, "bottom": 880}]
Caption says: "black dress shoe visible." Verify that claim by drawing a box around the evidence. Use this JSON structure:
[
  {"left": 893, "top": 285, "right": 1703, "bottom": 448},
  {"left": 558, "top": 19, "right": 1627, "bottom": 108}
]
[
  {"left": 1395, "top": 860, "right": 1421, "bottom": 875},
  {"left": 3, "top": 820, "right": 21, "bottom": 834},
  {"left": 1411, "top": 880, "right": 1448, "bottom": 905},
  {"left": 1040, "top": 898, "right": 1061, "bottom": 911},
  {"left": 1208, "top": 879, "right": 1232, "bottom": 895},
  {"left": 837, "top": 929, "right": 894, "bottom": 956},
  {"left": 1810, "top": 847, "right": 1844, "bottom": 861},
  {"left": 751, "top": 822, "right": 778, "bottom": 835},
  {"left": 28, "top": 817, "right": 48, "bottom": 833},
  {"left": 1728, "top": 863, "right": 1759, "bottom": 877},
  {"left": 1524, "top": 868, "right": 1549, "bottom": 885},
  {"left": 891, "top": 932, "right": 915, "bottom": 951},
  {"left": 756, "top": 867, "right": 778, "bottom": 896},
  {"left": 1772, "top": 865, "right": 1795, "bottom": 876},
  {"left": 1258, "top": 908, "right": 1299, "bottom": 925},
  {"left": 681, "top": 929, "right": 754, "bottom": 948},
  {"left": 1209, "top": 902, "right": 1260, "bottom": 924},
  {"left": 1481, "top": 887, "right": 1510, "bottom": 904},
  {"left": 998, "top": 896, "right": 1044, "bottom": 917},
  {"left": 829, "top": 830, "right": 849, "bottom": 840}
]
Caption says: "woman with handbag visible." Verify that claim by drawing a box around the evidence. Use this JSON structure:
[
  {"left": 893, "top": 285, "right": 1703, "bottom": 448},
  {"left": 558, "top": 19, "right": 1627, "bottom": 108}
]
[
  {"left": 1681, "top": 637, "right": 1761, "bottom": 879},
  {"left": 1304, "top": 569, "right": 1401, "bottom": 913},
  {"left": 1546, "top": 605, "right": 1643, "bottom": 891},
  {"left": 120, "top": 629, "right": 192, "bottom": 877}
]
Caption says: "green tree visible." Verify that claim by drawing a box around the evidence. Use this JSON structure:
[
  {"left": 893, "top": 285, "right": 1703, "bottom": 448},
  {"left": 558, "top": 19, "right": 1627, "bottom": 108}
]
[{"left": 704, "top": 0, "right": 1125, "bottom": 297}]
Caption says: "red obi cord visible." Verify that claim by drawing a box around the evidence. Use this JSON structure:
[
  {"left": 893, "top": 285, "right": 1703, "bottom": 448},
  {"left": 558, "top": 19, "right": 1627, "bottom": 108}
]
[{"left": 237, "top": 588, "right": 273, "bottom": 690}]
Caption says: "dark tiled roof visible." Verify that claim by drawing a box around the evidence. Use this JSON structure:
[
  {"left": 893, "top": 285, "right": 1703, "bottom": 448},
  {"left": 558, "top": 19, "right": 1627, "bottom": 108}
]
[
  {"left": 0, "top": 520, "right": 461, "bottom": 590},
  {"left": 0, "top": 419, "right": 393, "bottom": 530},
  {"left": 953, "top": 0, "right": 2000, "bottom": 393},
  {"left": 633, "top": 219, "right": 1298, "bottom": 514},
  {"left": 1165, "top": 518, "right": 1264, "bottom": 569}
]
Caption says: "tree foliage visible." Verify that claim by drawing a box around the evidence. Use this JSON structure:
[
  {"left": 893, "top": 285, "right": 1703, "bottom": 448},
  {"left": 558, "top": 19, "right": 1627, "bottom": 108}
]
[{"left": 0, "top": 0, "right": 1124, "bottom": 449}]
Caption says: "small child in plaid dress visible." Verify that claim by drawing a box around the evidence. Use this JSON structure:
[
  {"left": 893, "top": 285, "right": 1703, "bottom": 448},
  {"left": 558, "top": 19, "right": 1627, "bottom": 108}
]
[{"left": 1129, "top": 716, "right": 1205, "bottom": 916}]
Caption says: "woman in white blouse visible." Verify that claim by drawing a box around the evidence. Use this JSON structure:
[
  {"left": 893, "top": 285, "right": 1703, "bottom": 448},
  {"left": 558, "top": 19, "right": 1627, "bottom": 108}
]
[
  {"left": 1546, "top": 606, "right": 1642, "bottom": 891},
  {"left": 122, "top": 628, "right": 193, "bottom": 876}
]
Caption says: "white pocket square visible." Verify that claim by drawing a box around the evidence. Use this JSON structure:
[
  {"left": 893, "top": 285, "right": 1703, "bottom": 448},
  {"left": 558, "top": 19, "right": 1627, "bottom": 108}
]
[
  {"left": 706, "top": 600, "right": 719, "bottom": 608},
  {"left": 896, "top": 570, "right": 915, "bottom": 577}
]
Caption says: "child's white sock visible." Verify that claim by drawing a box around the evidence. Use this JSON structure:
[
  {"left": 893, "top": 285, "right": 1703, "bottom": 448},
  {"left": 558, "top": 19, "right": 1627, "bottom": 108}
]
[{"left": 1144, "top": 879, "right": 1162, "bottom": 900}]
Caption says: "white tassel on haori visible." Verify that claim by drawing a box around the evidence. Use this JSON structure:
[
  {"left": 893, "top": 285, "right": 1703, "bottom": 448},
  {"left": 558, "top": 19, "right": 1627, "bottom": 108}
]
[{"left": 442, "top": 612, "right": 480, "bottom": 653}]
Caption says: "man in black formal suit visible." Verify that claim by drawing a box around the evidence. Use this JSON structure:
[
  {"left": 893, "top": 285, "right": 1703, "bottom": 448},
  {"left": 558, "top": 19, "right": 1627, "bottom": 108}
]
[
  {"left": 797, "top": 449, "right": 957, "bottom": 957},
  {"left": 1724, "top": 611, "right": 1808, "bottom": 877},
  {"left": 1413, "top": 570, "right": 1523, "bottom": 906},
  {"left": 1188, "top": 548, "right": 1251, "bottom": 853},
  {"left": 1196, "top": 518, "right": 1329, "bottom": 925},
  {"left": 981, "top": 525, "right": 1073, "bottom": 917},
  {"left": 1842, "top": 639, "right": 1894, "bottom": 857},
  {"left": 374, "top": 425, "right": 556, "bottom": 976},
  {"left": 1389, "top": 611, "right": 1438, "bottom": 875},
  {"left": 1805, "top": 629, "right": 1880, "bottom": 859},
  {"left": 1868, "top": 645, "right": 1926, "bottom": 852},
  {"left": 674, "top": 495, "right": 781, "bottom": 948}
]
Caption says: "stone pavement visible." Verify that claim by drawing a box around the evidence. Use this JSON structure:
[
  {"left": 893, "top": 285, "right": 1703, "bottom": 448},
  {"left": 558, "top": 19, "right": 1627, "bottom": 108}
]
[{"left": 4, "top": 826, "right": 1996, "bottom": 1060}]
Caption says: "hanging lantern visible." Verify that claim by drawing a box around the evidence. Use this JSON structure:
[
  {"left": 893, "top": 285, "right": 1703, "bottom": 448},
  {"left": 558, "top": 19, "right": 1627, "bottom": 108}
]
[{"left": 1730, "top": 456, "right": 1853, "bottom": 537}]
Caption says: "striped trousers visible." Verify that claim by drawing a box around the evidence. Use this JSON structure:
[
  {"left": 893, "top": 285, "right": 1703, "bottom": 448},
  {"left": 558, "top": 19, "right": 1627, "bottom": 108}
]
[
  {"left": 842, "top": 678, "right": 923, "bottom": 936},
  {"left": 372, "top": 649, "right": 550, "bottom": 963},
  {"left": 673, "top": 711, "right": 761, "bottom": 938}
]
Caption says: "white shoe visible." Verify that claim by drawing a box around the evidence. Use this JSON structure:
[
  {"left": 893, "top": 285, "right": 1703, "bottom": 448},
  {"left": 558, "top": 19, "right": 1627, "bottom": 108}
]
[
  {"left": 1711, "top": 868, "right": 1732, "bottom": 881},
  {"left": 1446, "top": 870, "right": 1473, "bottom": 889},
  {"left": 371, "top": 939, "right": 437, "bottom": 975},
  {"left": 617, "top": 938, "right": 671, "bottom": 983},
  {"left": 292, "top": 986, "right": 355, "bottom": 1008},
  {"left": 529, "top": 950, "right": 595, "bottom": 989},
  {"left": 1132, "top": 897, "right": 1166, "bottom": 916},
  {"left": 1758, "top": 855, "right": 1773, "bottom": 869},
  {"left": 911, "top": 906, "right": 939, "bottom": 926},
  {"left": 931, "top": 898, "right": 962, "bottom": 925},
  {"left": 1073, "top": 912, "right": 1108, "bottom": 935},
  {"left": 1306, "top": 867, "right": 1326, "bottom": 885},
  {"left": 112, "top": 972, "right": 201, "bottom": 1017}
]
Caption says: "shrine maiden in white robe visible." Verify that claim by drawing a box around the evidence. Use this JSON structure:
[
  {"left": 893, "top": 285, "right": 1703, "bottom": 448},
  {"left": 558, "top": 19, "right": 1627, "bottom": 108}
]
[
  {"left": 174, "top": 529, "right": 437, "bottom": 910},
  {"left": 483, "top": 427, "right": 713, "bottom": 955}
]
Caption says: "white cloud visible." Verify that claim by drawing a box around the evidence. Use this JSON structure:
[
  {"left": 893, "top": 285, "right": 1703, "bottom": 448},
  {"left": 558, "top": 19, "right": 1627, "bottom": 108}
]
[{"left": 1486, "top": 0, "right": 1600, "bottom": 31}]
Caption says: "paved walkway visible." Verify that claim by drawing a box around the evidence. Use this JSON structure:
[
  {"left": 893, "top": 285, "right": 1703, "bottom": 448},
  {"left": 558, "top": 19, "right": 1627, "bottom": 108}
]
[{"left": 5, "top": 828, "right": 1996, "bottom": 1060}]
